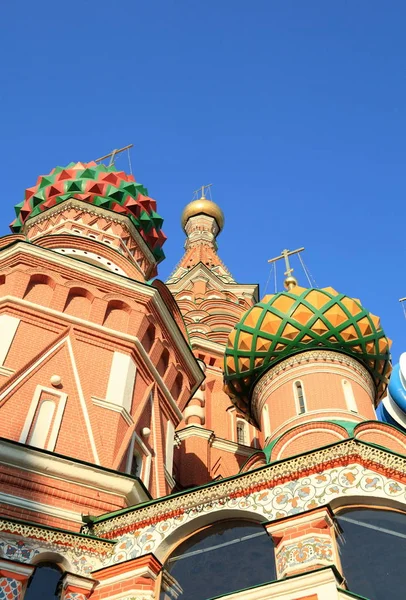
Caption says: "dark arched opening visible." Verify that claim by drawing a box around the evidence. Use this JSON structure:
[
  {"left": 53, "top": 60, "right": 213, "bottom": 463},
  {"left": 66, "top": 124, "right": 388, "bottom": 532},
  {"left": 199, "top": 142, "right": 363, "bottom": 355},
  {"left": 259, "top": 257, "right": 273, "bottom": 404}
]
[
  {"left": 337, "top": 508, "right": 406, "bottom": 600},
  {"left": 160, "top": 520, "right": 275, "bottom": 600},
  {"left": 25, "top": 562, "right": 62, "bottom": 600}
]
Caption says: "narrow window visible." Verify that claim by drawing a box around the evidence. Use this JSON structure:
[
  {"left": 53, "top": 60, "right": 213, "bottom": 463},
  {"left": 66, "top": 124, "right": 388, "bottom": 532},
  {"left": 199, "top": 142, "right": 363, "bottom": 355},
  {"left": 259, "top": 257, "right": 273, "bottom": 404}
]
[
  {"left": 27, "top": 400, "right": 56, "bottom": 449},
  {"left": 342, "top": 379, "right": 357, "bottom": 412},
  {"left": 262, "top": 404, "right": 271, "bottom": 440},
  {"left": 165, "top": 421, "right": 175, "bottom": 475},
  {"left": 131, "top": 452, "right": 142, "bottom": 477},
  {"left": 294, "top": 381, "right": 306, "bottom": 414},
  {"left": 236, "top": 420, "right": 247, "bottom": 445}
]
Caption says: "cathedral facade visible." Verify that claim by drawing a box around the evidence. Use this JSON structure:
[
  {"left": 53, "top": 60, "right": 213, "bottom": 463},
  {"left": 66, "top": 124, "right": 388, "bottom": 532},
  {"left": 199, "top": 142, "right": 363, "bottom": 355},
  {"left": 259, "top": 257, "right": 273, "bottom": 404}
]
[{"left": 0, "top": 161, "right": 405, "bottom": 600}]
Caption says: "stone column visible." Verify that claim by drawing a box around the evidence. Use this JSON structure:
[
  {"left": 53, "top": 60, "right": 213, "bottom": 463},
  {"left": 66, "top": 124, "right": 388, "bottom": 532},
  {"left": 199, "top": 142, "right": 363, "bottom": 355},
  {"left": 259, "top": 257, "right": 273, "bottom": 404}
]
[
  {"left": 265, "top": 506, "right": 342, "bottom": 579},
  {"left": 91, "top": 553, "right": 162, "bottom": 600},
  {"left": 0, "top": 558, "right": 34, "bottom": 600}
]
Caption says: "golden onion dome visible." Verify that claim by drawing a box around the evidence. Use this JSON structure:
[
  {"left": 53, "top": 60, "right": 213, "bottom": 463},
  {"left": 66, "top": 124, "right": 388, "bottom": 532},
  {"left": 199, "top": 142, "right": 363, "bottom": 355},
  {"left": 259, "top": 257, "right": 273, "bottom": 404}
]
[{"left": 181, "top": 197, "right": 225, "bottom": 233}]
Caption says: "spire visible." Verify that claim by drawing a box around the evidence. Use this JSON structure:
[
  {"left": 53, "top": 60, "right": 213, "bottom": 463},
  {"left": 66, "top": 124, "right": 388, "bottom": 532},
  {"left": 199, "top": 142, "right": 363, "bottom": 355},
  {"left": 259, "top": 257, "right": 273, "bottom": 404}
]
[{"left": 167, "top": 189, "right": 234, "bottom": 284}]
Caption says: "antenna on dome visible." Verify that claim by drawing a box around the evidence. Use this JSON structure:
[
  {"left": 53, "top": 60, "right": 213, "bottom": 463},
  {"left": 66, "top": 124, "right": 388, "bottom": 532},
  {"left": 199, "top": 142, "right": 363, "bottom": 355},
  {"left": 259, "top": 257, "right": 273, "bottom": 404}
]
[
  {"left": 95, "top": 144, "right": 134, "bottom": 168},
  {"left": 400, "top": 297, "right": 406, "bottom": 320}
]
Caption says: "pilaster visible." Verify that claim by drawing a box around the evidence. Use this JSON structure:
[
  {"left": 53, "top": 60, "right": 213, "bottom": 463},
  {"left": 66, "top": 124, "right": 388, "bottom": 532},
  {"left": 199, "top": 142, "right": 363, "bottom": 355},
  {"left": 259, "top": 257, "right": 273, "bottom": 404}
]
[
  {"left": 0, "top": 558, "right": 34, "bottom": 600},
  {"left": 265, "top": 506, "right": 342, "bottom": 580}
]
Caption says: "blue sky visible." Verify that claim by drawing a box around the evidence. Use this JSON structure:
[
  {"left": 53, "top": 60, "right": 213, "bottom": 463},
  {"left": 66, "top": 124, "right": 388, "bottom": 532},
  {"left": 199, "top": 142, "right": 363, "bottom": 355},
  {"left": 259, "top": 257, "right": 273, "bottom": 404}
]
[{"left": 1, "top": 1, "right": 405, "bottom": 360}]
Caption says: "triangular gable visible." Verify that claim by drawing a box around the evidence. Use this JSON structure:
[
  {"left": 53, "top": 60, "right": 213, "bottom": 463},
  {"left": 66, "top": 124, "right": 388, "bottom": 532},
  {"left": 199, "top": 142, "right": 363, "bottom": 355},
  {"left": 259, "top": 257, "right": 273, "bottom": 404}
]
[{"left": 0, "top": 335, "right": 100, "bottom": 464}]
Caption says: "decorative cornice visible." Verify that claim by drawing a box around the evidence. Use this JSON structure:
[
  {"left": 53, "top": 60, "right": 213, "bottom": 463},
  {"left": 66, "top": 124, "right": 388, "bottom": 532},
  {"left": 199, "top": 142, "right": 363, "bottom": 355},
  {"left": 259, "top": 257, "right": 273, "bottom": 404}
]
[
  {"left": 85, "top": 438, "right": 406, "bottom": 537},
  {"left": 0, "top": 518, "right": 114, "bottom": 553},
  {"left": 0, "top": 438, "right": 149, "bottom": 506},
  {"left": 92, "top": 397, "right": 134, "bottom": 426}
]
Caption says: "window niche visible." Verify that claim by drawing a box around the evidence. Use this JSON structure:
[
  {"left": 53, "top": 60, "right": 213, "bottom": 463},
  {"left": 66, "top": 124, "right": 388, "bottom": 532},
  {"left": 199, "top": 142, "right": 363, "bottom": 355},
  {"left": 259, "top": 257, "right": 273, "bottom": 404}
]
[{"left": 160, "top": 521, "right": 275, "bottom": 600}]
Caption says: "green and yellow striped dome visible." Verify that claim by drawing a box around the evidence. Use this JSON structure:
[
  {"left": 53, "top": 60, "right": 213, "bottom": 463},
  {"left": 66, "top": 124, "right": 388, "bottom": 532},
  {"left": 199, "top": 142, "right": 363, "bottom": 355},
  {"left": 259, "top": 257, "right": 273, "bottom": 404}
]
[{"left": 224, "top": 286, "right": 391, "bottom": 421}]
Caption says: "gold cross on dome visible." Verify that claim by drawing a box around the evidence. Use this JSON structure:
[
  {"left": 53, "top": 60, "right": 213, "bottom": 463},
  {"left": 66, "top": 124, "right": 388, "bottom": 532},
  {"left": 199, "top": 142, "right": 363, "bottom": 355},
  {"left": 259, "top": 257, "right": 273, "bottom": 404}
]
[
  {"left": 95, "top": 144, "right": 134, "bottom": 166},
  {"left": 268, "top": 247, "right": 305, "bottom": 290}
]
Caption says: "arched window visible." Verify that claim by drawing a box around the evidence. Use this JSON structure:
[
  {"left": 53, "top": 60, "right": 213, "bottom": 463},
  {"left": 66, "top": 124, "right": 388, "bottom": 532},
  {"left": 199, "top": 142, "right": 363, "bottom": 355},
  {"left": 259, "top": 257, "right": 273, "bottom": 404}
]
[
  {"left": 142, "top": 324, "right": 156, "bottom": 352},
  {"left": 336, "top": 509, "right": 406, "bottom": 600},
  {"left": 262, "top": 404, "right": 271, "bottom": 441},
  {"left": 24, "top": 275, "right": 55, "bottom": 306},
  {"left": 27, "top": 400, "right": 56, "bottom": 449},
  {"left": 160, "top": 521, "right": 275, "bottom": 600},
  {"left": 294, "top": 380, "right": 306, "bottom": 414},
  {"left": 157, "top": 348, "right": 170, "bottom": 377},
  {"left": 342, "top": 379, "right": 357, "bottom": 412},
  {"left": 25, "top": 562, "right": 62, "bottom": 600},
  {"left": 171, "top": 372, "right": 183, "bottom": 400},
  {"left": 130, "top": 451, "right": 143, "bottom": 477},
  {"left": 236, "top": 419, "right": 247, "bottom": 445},
  {"left": 64, "top": 288, "right": 92, "bottom": 319},
  {"left": 103, "top": 300, "right": 131, "bottom": 331}
]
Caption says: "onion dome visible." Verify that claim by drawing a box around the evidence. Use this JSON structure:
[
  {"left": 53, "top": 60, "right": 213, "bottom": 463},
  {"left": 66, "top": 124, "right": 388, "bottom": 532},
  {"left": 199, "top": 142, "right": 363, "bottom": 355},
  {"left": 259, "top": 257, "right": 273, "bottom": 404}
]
[
  {"left": 181, "top": 198, "right": 224, "bottom": 233},
  {"left": 224, "top": 285, "right": 391, "bottom": 420},
  {"left": 11, "top": 161, "right": 166, "bottom": 262},
  {"left": 376, "top": 353, "right": 406, "bottom": 433}
]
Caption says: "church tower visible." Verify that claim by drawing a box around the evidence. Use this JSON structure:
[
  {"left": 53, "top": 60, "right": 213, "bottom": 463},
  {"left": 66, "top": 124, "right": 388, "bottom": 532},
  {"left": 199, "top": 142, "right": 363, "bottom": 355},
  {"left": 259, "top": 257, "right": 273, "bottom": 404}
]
[{"left": 167, "top": 189, "right": 258, "bottom": 486}]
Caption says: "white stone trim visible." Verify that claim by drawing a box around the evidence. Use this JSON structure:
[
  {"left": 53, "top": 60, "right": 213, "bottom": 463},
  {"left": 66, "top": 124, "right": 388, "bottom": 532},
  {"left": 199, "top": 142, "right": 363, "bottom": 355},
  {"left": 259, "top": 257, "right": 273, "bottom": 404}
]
[
  {"left": 125, "top": 431, "right": 152, "bottom": 489},
  {"left": 150, "top": 393, "right": 161, "bottom": 497},
  {"left": 268, "top": 409, "right": 365, "bottom": 442},
  {"left": 214, "top": 566, "right": 342, "bottom": 600},
  {"left": 105, "top": 352, "right": 137, "bottom": 414},
  {"left": 276, "top": 428, "right": 346, "bottom": 461},
  {"left": 0, "top": 559, "right": 34, "bottom": 577},
  {"left": 92, "top": 397, "right": 133, "bottom": 426},
  {"left": 0, "top": 366, "right": 15, "bottom": 377},
  {"left": 342, "top": 378, "right": 358, "bottom": 412},
  {"left": 0, "top": 490, "right": 83, "bottom": 524},
  {"left": 211, "top": 437, "right": 254, "bottom": 457},
  {"left": 0, "top": 314, "right": 20, "bottom": 366},
  {"left": 19, "top": 385, "right": 67, "bottom": 451},
  {"left": 165, "top": 421, "right": 175, "bottom": 476},
  {"left": 0, "top": 438, "right": 149, "bottom": 506},
  {"left": 54, "top": 247, "right": 127, "bottom": 276}
]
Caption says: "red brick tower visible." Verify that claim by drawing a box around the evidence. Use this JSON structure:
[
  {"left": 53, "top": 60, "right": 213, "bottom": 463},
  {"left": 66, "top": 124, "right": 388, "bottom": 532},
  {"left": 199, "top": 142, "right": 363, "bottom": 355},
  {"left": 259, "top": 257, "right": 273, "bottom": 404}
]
[
  {"left": 167, "top": 190, "right": 259, "bottom": 486},
  {"left": 0, "top": 161, "right": 204, "bottom": 534}
]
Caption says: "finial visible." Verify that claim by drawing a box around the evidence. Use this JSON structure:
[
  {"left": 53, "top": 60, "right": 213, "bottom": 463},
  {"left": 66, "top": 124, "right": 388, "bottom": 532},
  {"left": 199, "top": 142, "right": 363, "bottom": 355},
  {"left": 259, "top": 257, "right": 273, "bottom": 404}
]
[
  {"left": 268, "top": 247, "right": 305, "bottom": 290},
  {"left": 193, "top": 184, "right": 212, "bottom": 201},
  {"left": 181, "top": 185, "right": 224, "bottom": 233}
]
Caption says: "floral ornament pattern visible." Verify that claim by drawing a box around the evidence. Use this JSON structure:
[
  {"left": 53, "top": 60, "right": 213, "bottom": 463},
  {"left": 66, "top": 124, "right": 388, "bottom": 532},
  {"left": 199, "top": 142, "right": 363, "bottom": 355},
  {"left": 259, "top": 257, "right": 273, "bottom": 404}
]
[
  {"left": 0, "top": 536, "right": 105, "bottom": 575},
  {"left": 276, "top": 535, "right": 333, "bottom": 577},
  {"left": 106, "top": 462, "right": 406, "bottom": 565}
]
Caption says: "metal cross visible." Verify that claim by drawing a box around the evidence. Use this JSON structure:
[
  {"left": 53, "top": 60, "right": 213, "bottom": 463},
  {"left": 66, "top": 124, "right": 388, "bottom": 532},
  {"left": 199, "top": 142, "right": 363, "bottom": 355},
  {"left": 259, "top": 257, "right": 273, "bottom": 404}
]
[
  {"left": 268, "top": 247, "right": 305, "bottom": 278},
  {"left": 95, "top": 144, "right": 134, "bottom": 167},
  {"left": 193, "top": 184, "right": 212, "bottom": 200}
]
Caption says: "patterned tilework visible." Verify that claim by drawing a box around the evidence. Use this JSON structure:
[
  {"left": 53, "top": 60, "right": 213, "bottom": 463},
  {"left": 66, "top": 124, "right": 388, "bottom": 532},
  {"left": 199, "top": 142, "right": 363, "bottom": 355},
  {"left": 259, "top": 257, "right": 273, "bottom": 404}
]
[
  {"left": 276, "top": 535, "right": 333, "bottom": 577},
  {"left": 0, "top": 577, "right": 22, "bottom": 600},
  {"left": 64, "top": 593, "right": 87, "bottom": 600}
]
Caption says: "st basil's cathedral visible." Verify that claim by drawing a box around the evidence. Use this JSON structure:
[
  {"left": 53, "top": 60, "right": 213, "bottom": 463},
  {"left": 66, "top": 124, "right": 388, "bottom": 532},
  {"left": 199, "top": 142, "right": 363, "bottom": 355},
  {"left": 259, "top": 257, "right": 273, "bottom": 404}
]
[{"left": 0, "top": 158, "right": 405, "bottom": 600}]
